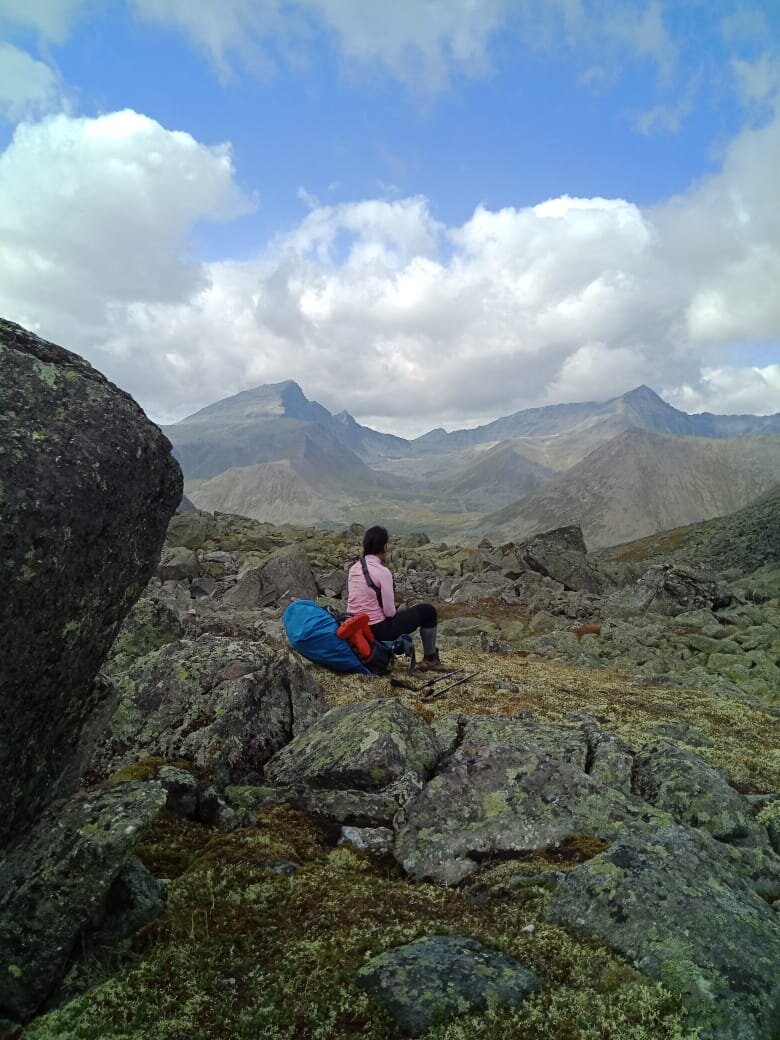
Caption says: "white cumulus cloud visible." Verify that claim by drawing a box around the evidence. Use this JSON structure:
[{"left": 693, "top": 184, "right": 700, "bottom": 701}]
[
  {"left": 1, "top": 106, "right": 779, "bottom": 433},
  {"left": 0, "top": 109, "right": 253, "bottom": 339}
]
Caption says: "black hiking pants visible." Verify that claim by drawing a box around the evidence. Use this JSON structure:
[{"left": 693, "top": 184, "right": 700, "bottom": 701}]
[{"left": 370, "top": 603, "right": 437, "bottom": 642}]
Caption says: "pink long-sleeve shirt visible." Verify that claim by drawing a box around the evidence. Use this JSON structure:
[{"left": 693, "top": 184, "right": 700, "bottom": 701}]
[{"left": 346, "top": 554, "right": 396, "bottom": 625}]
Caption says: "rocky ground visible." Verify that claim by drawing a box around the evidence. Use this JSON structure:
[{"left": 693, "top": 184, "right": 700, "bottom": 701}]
[{"left": 12, "top": 500, "right": 780, "bottom": 1040}]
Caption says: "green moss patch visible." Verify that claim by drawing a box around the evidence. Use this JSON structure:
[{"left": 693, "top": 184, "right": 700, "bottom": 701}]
[{"left": 27, "top": 807, "right": 697, "bottom": 1040}]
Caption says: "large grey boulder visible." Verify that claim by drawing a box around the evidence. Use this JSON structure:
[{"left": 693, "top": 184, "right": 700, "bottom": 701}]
[
  {"left": 220, "top": 543, "right": 319, "bottom": 608},
  {"left": 394, "top": 744, "right": 666, "bottom": 885},
  {"left": 605, "top": 564, "right": 733, "bottom": 619},
  {"left": 0, "top": 318, "right": 181, "bottom": 846},
  {"left": 89, "top": 635, "right": 326, "bottom": 787},
  {"left": 261, "top": 543, "right": 319, "bottom": 604},
  {"left": 356, "top": 935, "right": 540, "bottom": 1036},
  {"left": 0, "top": 781, "right": 166, "bottom": 1023},
  {"left": 264, "top": 699, "right": 439, "bottom": 792},
  {"left": 547, "top": 825, "right": 780, "bottom": 1040},
  {"left": 515, "top": 525, "right": 605, "bottom": 594}
]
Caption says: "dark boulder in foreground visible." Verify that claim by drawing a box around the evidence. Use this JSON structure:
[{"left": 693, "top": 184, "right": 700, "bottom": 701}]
[
  {"left": 0, "top": 318, "right": 182, "bottom": 846},
  {"left": 0, "top": 781, "right": 166, "bottom": 1023}
]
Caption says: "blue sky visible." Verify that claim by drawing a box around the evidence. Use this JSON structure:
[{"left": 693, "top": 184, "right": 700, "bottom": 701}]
[{"left": 1, "top": 1, "right": 779, "bottom": 433}]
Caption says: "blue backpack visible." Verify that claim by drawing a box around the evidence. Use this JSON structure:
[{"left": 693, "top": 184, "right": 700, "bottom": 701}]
[{"left": 282, "top": 600, "right": 371, "bottom": 674}]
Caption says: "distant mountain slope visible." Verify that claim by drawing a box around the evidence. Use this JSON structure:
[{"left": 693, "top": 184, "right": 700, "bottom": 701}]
[
  {"left": 434, "top": 441, "right": 555, "bottom": 511},
  {"left": 597, "top": 483, "right": 780, "bottom": 576},
  {"left": 185, "top": 461, "right": 346, "bottom": 526},
  {"left": 412, "top": 385, "right": 780, "bottom": 456},
  {"left": 166, "top": 380, "right": 780, "bottom": 542},
  {"left": 163, "top": 380, "right": 393, "bottom": 484},
  {"left": 482, "top": 429, "right": 780, "bottom": 549}
]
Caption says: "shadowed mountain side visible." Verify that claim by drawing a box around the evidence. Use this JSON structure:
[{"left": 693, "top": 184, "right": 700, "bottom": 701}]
[
  {"left": 481, "top": 430, "right": 780, "bottom": 549},
  {"left": 164, "top": 381, "right": 409, "bottom": 478},
  {"left": 332, "top": 409, "right": 412, "bottom": 461}
]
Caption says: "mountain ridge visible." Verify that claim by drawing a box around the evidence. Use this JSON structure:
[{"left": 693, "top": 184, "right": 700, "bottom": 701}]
[{"left": 163, "top": 381, "right": 780, "bottom": 544}]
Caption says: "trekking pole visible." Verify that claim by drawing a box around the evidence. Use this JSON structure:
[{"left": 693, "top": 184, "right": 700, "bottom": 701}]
[
  {"left": 417, "top": 668, "right": 463, "bottom": 691},
  {"left": 421, "top": 671, "right": 479, "bottom": 702}
]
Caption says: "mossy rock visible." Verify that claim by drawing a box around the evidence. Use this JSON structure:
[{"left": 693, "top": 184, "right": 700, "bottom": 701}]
[{"left": 264, "top": 698, "right": 439, "bottom": 792}]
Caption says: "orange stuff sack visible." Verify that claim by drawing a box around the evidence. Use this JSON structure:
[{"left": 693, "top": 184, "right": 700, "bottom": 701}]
[{"left": 336, "top": 613, "right": 375, "bottom": 662}]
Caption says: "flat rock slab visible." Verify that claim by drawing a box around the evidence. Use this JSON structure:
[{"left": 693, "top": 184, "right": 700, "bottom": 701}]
[
  {"left": 356, "top": 935, "right": 540, "bottom": 1036},
  {"left": 0, "top": 318, "right": 181, "bottom": 845},
  {"left": 264, "top": 699, "right": 439, "bottom": 792},
  {"left": 0, "top": 781, "right": 166, "bottom": 1022},
  {"left": 395, "top": 744, "right": 667, "bottom": 885},
  {"left": 89, "top": 635, "right": 326, "bottom": 787},
  {"left": 634, "top": 739, "right": 759, "bottom": 843},
  {"left": 460, "top": 715, "right": 590, "bottom": 771},
  {"left": 226, "top": 771, "right": 424, "bottom": 828},
  {"left": 547, "top": 825, "right": 780, "bottom": 1040}
]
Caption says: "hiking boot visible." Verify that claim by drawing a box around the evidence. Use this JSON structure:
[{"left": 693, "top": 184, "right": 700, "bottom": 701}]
[{"left": 417, "top": 652, "right": 447, "bottom": 673}]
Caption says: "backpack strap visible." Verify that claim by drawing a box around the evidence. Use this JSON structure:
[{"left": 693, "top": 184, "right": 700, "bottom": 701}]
[{"left": 359, "top": 555, "right": 383, "bottom": 610}]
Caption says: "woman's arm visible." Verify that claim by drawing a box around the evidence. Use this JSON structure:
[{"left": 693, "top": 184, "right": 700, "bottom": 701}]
[{"left": 378, "top": 563, "right": 396, "bottom": 617}]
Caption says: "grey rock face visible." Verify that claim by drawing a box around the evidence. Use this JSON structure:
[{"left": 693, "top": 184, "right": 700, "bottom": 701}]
[
  {"left": 394, "top": 744, "right": 666, "bottom": 885},
  {"left": 219, "top": 564, "right": 276, "bottom": 608},
  {"left": 634, "top": 739, "right": 758, "bottom": 843},
  {"left": 515, "top": 525, "right": 605, "bottom": 594},
  {"left": 547, "top": 825, "right": 780, "bottom": 1040},
  {"left": 264, "top": 699, "right": 439, "bottom": 792},
  {"left": 605, "top": 564, "right": 733, "bottom": 619},
  {"left": 0, "top": 781, "right": 166, "bottom": 1022},
  {"left": 356, "top": 935, "right": 540, "bottom": 1036},
  {"left": 89, "top": 635, "right": 326, "bottom": 787},
  {"left": 260, "top": 543, "right": 319, "bottom": 604},
  {"left": 0, "top": 318, "right": 182, "bottom": 846}
]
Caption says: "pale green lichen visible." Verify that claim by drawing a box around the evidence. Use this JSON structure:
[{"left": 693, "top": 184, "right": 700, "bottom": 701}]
[{"left": 32, "top": 358, "right": 59, "bottom": 390}]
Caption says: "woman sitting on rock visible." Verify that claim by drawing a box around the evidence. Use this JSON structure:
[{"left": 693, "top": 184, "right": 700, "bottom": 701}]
[{"left": 347, "top": 524, "right": 446, "bottom": 672}]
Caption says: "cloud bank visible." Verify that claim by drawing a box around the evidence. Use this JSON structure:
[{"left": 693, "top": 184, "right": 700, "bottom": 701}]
[{"left": 0, "top": 102, "right": 778, "bottom": 434}]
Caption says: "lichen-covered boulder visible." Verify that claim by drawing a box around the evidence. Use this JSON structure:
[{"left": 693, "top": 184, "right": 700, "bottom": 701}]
[
  {"left": 158, "top": 545, "right": 200, "bottom": 582},
  {"left": 515, "top": 525, "right": 605, "bottom": 594},
  {"left": 164, "top": 509, "right": 219, "bottom": 549},
  {"left": 394, "top": 744, "right": 667, "bottom": 885},
  {"left": 0, "top": 781, "right": 166, "bottom": 1023},
  {"left": 633, "top": 739, "right": 759, "bottom": 843},
  {"left": 0, "top": 318, "right": 181, "bottom": 846},
  {"left": 88, "top": 635, "right": 326, "bottom": 787},
  {"left": 107, "top": 595, "right": 185, "bottom": 668},
  {"left": 264, "top": 699, "right": 439, "bottom": 792},
  {"left": 547, "top": 825, "right": 780, "bottom": 1040},
  {"left": 356, "top": 935, "right": 540, "bottom": 1036}
]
